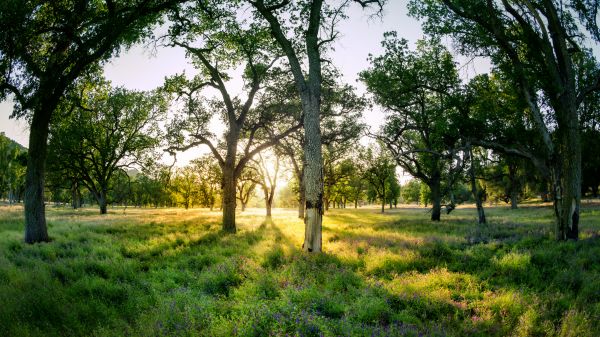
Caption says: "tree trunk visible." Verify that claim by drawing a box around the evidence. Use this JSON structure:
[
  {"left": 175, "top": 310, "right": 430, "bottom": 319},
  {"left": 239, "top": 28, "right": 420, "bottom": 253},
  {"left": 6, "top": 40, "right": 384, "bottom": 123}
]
[
  {"left": 24, "top": 110, "right": 51, "bottom": 243},
  {"left": 98, "top": 191, "right": 108, "bottom": 214},
  {"left": 555, "top": 104, "right": 581, "bottom": 240},
  {"left": 71, "top": 181, "right": 80, "bottom": 209},
  {"left": 302, "top": 93, "right": 323, "bottom": 253},
  {"left": 468, "top": 148, "right": 486, "bottom": 224},
  {"left": 266, "top": 198, "right": 272, "bottom": 217},
  {"left": 510, "top": 192, "right": 518, "bottom": 210},
  {"left": 430, "top": 178, "right": 442, "bottom": 221},
  {"left": 222, "top": 167, "right": 237, "bottom": 233}
]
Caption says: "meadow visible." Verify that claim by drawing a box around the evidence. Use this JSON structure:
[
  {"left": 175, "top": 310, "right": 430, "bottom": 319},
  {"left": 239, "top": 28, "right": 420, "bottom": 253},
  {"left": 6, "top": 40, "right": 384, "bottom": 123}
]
[{"left": 0, "top": 203, "right": 599, "bottom": 337}]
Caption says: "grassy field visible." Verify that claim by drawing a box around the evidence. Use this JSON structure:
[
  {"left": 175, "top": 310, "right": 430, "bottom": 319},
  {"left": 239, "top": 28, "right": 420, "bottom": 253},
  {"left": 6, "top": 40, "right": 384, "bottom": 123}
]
[{"left": 0, "top": 203, "right": 599, "bottom": 337}]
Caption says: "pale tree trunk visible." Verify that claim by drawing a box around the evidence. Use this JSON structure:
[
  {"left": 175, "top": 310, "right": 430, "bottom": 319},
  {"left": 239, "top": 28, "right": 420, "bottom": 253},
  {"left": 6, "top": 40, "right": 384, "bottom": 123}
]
[
  {"left": 302, "top": 94, "right": 323, "bottom": 253},
  {"left": 24, "top": 109, "right": 51, "bottom": 243}
]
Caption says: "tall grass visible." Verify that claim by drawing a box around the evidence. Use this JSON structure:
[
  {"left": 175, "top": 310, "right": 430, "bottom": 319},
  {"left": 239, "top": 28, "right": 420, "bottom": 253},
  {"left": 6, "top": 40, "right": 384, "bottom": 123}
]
[{"left": 0, "top": 203, "right": 599, "bottom": 336}]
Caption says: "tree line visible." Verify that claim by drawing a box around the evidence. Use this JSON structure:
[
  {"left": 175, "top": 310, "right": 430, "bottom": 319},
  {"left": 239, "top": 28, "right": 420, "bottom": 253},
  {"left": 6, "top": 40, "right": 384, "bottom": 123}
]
[{"left": 1, "top": 0, "right": 599, "bottom": 249}]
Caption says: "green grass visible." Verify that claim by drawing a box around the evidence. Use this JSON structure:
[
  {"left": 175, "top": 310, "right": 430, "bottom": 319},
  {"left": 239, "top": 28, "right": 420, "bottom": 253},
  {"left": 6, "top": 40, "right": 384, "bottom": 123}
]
[{"left": 0, "top": 203, "right": 599, "bottom": 336}]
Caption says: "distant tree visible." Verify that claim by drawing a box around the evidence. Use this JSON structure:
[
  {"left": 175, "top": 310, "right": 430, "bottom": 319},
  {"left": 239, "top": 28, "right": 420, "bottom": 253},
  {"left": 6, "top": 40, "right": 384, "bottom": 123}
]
[
  {"left": 250, "top": 151, "right": 280, "bottom": 217},
  {"left": 386, "top": 174, "right": 401, "bottom": 209},
  {"left": 401, "top": 179, "right": 421, "bottom": 204},
  {"left": 192, "top": 155, "right": 222, "bottom": 211},
  {"left": 172, "top": 166, "right": 198, "bottom": 210},
  {"left": 0, "top": 0, "right": 188, "bottom": 243},
  {"left": 361, "top": 145, "right": 396, "bottom": 213},
  {"left": 236, "top": 168, "right": 258, "bottom": 212},
  {"left": 48, "top": 84, "right": 167, "bottom": 214}
]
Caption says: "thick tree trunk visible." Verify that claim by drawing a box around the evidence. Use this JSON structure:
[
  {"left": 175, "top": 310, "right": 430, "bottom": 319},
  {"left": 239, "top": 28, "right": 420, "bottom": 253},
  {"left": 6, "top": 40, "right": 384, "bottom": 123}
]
[
  {"left": 24, "top": 110, "right": 51, "bottom": 243},
  {"left": 222, "top": 167, "right": 237, "bottom": 233},
  {"left": 266, "top": 198, "right": 272, "bottom": 217},
  {"left": 510, "top": 193, "right": 518, "bottom": 210},
  {"left": 430, "top": 178, "right": 442, "bottom": 221},
  {"left": 555, "top": 105, "right": 581, "bottom": 240},
  {"left": 98, "top": 191, "right": 108, "bottom": 215},
  {"left": 302, "top": 93, "right": 323, "bottom": 253}
]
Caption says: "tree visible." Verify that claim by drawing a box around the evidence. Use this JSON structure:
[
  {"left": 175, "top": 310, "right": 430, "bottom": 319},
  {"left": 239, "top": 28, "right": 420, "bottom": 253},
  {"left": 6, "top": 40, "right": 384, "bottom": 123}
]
[
  {"left": 409, "top": 0, "right": 600, "bottom": 239},
  {"left": 173, "top": 166, "right": 199, "bottom": 210},
  {"left": 251, "top": 151, "right": 280, "bottom": 217},
  {"left": 48, "top": 84, "right": 167, "bottom": 214},
  {"left": 236, "top": 168, "right": 258, "bottom": 212},
  {"left": 0, "top": 133, "right": 27, "bottom": 204},
  {"left": 0, "top": 0, "right": 187, "bottom": 243},
  {"left": 401, "top": 179, "right": 421, "bottom": 204},
  {"left": 361, "top": 145, "right": 396, "bottom": 213},
  {"left": 192, "top": 155, "right": 222, "bottom": 211},
  {"left": 165, "top": 4, "right": 301, "bottom": 232},
  {"left": 249, "top": 0, "right": 383, "bottom": 252},
  {"left": 361, "top": 36, "right": 464, "bottom": 220}
]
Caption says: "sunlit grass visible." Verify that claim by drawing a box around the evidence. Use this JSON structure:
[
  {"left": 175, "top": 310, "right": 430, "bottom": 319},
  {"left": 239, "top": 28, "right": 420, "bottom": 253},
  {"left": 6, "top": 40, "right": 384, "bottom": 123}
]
[{"left": 0, "top": 203, "right": 599, "bottom": 336}]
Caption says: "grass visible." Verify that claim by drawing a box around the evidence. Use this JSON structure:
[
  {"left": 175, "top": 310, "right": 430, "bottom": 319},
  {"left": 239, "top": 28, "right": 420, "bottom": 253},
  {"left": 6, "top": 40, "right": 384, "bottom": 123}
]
[{"left": 0, "top": 203, "right": 599, "bottom": 336}]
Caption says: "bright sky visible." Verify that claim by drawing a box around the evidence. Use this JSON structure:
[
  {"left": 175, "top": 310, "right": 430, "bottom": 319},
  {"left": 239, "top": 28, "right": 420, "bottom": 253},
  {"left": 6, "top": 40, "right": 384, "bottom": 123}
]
[{"left": 0, "top": 1, "right": 490, "bottom": 183}]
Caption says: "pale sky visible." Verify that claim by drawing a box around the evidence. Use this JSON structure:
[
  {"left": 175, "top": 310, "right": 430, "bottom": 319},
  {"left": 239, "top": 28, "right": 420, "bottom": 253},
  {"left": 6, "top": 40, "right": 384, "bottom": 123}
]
[{"left": 0, "top": 1, "right": 490, "bottom": 180}]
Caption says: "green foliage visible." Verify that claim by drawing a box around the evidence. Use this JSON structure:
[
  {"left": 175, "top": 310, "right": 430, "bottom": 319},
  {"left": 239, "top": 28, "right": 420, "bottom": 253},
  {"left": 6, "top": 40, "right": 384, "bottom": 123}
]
[
  {"left": 0, "top": 133, "right": 26, "bottom": 203},
  {"left": 1, "top": 204, "right": 599, "bottom": 336}
]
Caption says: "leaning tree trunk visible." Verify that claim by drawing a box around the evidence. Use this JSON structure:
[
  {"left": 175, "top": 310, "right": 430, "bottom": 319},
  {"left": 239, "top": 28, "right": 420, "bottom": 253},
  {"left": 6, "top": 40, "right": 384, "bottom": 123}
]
[
  {"left": 301, "top": 92, "right": 323, "bottom": 253},
  {"left": 24, "top": 109, "right": 51, "bottom": 243},
  {"left": 222, "top": 166, "right": 237, "bottom": 233},
  {"left": 430, "top": 178, "right": 442, "bottom": 221},
  {"left": 555, "top": 103, "right": 581, "bottom": 240}
]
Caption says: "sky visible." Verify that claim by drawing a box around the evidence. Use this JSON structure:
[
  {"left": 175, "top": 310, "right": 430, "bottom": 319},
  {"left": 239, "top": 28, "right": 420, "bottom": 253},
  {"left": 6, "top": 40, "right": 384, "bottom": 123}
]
[{"left": 0, "top": 1, "right": 491, "bottom": 180}]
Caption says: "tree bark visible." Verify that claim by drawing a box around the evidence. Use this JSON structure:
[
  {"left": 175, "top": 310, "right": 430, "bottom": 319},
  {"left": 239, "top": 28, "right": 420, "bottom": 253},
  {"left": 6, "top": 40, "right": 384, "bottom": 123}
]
[
  {"left": 24, "top": 109, "right": 51, "bottom": 243},
  {"left": 99, "top": 195, "right": 107, "bottom": 214},
  {"left": 430, "top": 177, "right": 442, "bottom": 221},
  {"left": 265, "top": 198, "right": 272, "bottom": 217},
  {"left": 302, "top": 94, "right": 323, "bottom": 253},
  {"left": 556, "top": 103, "right": 581, "bottom": 240},
  {"left": 468, "top": 148, "right": 486, "bottom": 224},
  {"left": 222, "top": 166, "right": 237, "bottom": 233}
]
